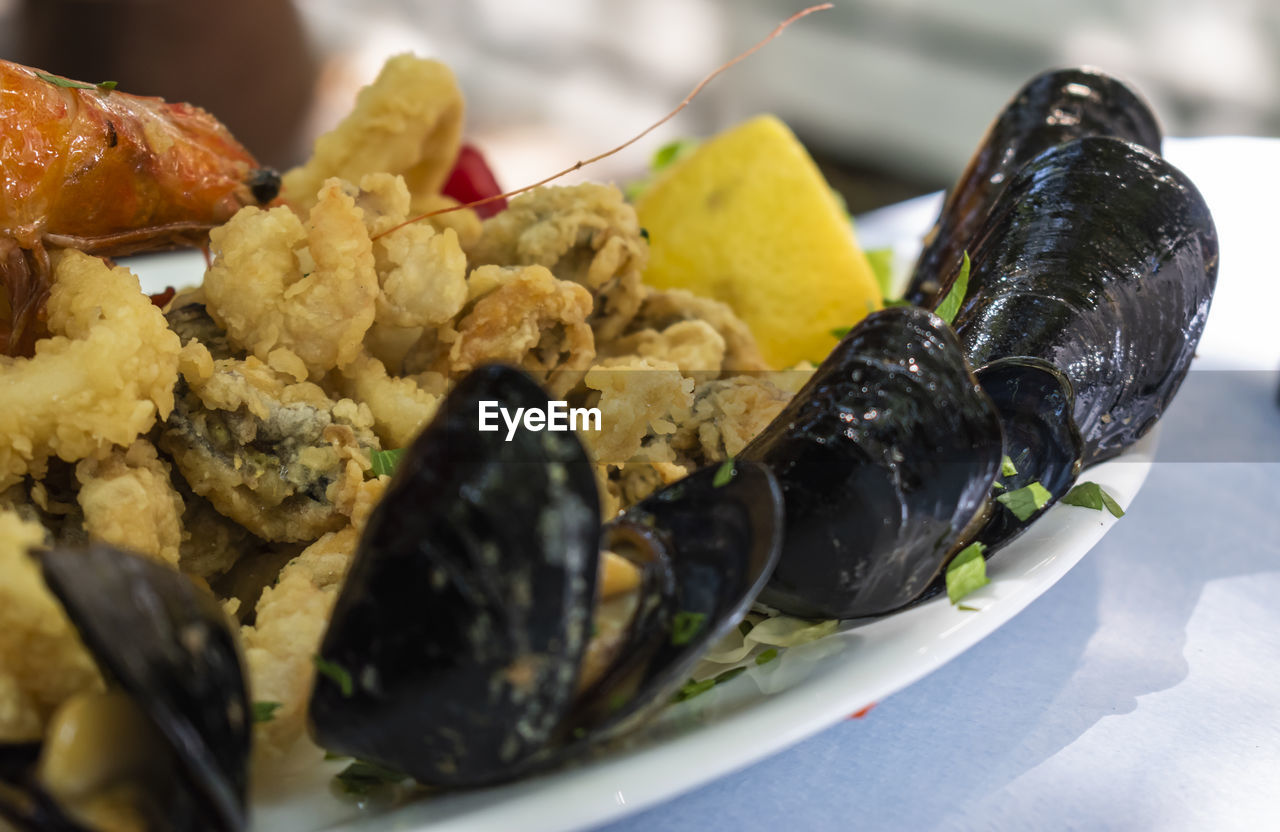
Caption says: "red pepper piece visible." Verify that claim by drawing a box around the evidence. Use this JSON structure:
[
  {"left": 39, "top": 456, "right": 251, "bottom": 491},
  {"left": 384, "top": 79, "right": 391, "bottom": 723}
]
[{"left": 442, "top": 143, "right": 507, "bottom": 218}]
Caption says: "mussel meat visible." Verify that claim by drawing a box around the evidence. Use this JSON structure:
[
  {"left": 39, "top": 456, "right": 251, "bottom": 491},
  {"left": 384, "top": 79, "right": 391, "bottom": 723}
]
[
  {"left": 740, "top": 306, "right": 1004, "bottom": 619},
  {"left": 0, "top": 544, "right": 250, "bottom": 832},
  {"left": 906, "top": 67, "right": 1162, "bottom": 307}
]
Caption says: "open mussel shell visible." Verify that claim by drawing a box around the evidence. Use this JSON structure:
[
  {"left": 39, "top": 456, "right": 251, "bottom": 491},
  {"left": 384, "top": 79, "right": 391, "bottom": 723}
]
[
  {"left": 309, "top": 365, "right": 602, "bottom": 787},
  {"left": 565, "top": 460, "right": 782, "bottom": 742},
  {"left": 952, "top": 136, "right": 1218, "bottom": 465},
  {"left": 972, "top": 357, "right": 1085, "bottom": 549},
  {"left": 741, "top": 306, "right": 1004, "bottom": 619},
  {"left": 32, "top": 544, "right": 250, "bottom": 832},
  {"left": 906, "top": 67, "right": 1161, "bottom": 306}
]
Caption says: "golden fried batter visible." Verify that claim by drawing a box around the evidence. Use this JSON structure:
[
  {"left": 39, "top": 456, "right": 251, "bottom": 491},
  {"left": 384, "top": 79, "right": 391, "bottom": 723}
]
[
  {"left": 75, "top": 440, "right": 184, "bottom": 568},
  {"left": 204, "top": 179, "right": 379, "bottom": 381},
  {"left": 467, "top": 184, "right": 648, "bottom": 340},
  {"left": 0, "top": 251, "right": 180, "bottom": 490},
  {"left": 410, "top": 264, "right": 596, "bottom": 399},
  {"left": 281, "top": 55, "right": 464, "bottom": 211},
  {"left": 621, "top": 288, "right": 771, "bottom": 374},
  {"left": 0, "top": 510, "right": 102, "bottom": 741},
  {"left": 336, "top": 353, "right": 441, "bottom": 450}
]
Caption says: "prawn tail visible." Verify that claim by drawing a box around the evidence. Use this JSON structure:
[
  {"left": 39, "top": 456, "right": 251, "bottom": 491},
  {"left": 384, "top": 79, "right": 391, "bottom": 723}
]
[{"left": 0, "top": 238, "right": 51, "bottom": 357}]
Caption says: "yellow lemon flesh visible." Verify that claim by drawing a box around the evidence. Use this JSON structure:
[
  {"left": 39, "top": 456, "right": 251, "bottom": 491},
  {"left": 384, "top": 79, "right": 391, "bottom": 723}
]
[{"left": 636, "top": 115, "right": 882, "bottom": 368}]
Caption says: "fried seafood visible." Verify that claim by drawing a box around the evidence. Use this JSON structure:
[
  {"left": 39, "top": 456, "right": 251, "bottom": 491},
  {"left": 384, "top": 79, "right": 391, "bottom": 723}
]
[
  {"left": 335, "top": 353, "right": 441, "bottom": 450},
  {"left": 466, "top": 184, "right": 648, "bottom": 341},
  {"left": 203, "top": 179, "right": 379, "bottom": 380},
  {"left": 159, "top": 355, "right": 379, "bottom": 542},
  {"left": 0, "top": 250, "right": 180, "bottom": 490},
  {"left": 75, "top": 440, "right": 185, "bottom": 568},
  {"left": 617, "top": 288, "right": 771, "bottom": 373},
  {"left": 0, "top": 510, "right": 101, "bottom": 742},
  {"left": 408, "top": 264, "right": 597, "bottom": 398},
  {"left": 280, "top": 55, "right": 464, "bottom": 214}
]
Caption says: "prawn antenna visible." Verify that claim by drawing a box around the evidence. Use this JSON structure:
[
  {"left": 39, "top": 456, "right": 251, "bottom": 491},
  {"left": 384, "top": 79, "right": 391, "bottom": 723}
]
[{"left": 372, "top": 3, "right": 833, "bottom": 240}]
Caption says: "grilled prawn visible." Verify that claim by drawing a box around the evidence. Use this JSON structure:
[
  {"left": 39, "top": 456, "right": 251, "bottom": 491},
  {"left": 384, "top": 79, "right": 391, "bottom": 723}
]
[{"left": 0, "top": 59, "right": 279, "bottom": 355}]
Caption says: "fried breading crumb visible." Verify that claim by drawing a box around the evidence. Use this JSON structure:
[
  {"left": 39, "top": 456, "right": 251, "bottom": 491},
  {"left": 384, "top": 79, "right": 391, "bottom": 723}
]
[{"left": 75, "top": 440, "right": 185, "bottom": 568}]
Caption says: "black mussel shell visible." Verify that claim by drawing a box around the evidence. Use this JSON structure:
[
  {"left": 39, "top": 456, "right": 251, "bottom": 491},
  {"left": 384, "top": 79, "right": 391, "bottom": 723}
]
[
  {"left": 906, "top": 67, "right": 1161, "bottom": 307},
  {"left": 310, "top": 365, "right": 602, "bottom": 787},
  {"left": 37, "top": 544, "right": 250, "bottom": 832},
  {"left": 742, "top": 306, "right": 1004, "bottom": 619},
  {"left": 951, "top": 136, "right": 1218, "bottom": 465},
  {"left": 566, "top": 461, "right": 782, "bottom": 740},
  {"left": 973, "top": 357, "right": 1084, "bottom": 549}
]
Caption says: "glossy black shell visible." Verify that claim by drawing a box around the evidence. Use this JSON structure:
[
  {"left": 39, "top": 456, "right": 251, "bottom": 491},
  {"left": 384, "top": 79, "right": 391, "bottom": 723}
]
[
  {"left": 310, "top": 365, "right": 601, "bottom": 786},
  {"left": 568, "top": 461, "right": 782, "bottom": 740},
  {"left": 906, "top": 67, "right": 1161, "bottom": 307},
  {"left": 742, "top": 306, "right": 1004, "bottom": 619},
  {"left": 40, "top": 544, "right": 249, "bottom": 832},
  {"left": 952, "top": 136, "right": 1218, "bottom": 464},
  {"left": 972, "top": 358, "right": 1084, "bottom": 549}
]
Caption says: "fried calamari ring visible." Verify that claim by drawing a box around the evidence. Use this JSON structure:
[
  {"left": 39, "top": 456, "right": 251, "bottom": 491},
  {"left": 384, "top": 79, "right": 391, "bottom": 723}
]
[{"left": 0, "top": 251, "right": 180, "bottom": 490}]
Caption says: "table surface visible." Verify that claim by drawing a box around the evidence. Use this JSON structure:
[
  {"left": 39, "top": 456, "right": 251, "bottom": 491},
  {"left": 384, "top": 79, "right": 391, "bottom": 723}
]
[{"left": 590, "top": 136, "right": 1280, "bottom": 832}]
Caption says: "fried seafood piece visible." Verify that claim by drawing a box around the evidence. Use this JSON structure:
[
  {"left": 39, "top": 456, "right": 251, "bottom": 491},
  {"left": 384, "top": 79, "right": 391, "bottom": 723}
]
[
  {"left": 204, "top": 178, "right": 379, "bottom": 381},
  {"left": 355, "top": 173, "right": 468, "bottom": 329},
  {"left": 467, "top": 184, "right": 648, "bottom": 340},
  {"left": 598, "top": 319, "right": 727, "bottom": 375},
  {"left": 0, "top": 510, "right": 102, "bottom": 741},
  {"left": 618, "top": 288, "right": 771, "bottom": 374},
  {"left": 407, "top": 264, "right": 596, "bottom": 398},
  {"left": 177, "top": 486, "right": 275, "bottom": 580},
  {"left": 336, "top": 353, "right": 441, "bottom": 450},
  {"left": 165, "top": 299, "right": 241, "bottom": 361},
  {"left": 0, "top": 251, "right": 181, "bottom": 489},
  {"left": 281, "top": 54, "right": 464, "bottom": 212},
  {"left": 242, "top": 477, "right": 383, "bottom": 762},
  {"left": 74, "top": 439, "right": 185, "bottom": 568},
  {"left": 667, "top": 375, "right": 792, "bottom": 467},
  {"left": 159, "top": 354, "right": 379, "bottom": 542}
]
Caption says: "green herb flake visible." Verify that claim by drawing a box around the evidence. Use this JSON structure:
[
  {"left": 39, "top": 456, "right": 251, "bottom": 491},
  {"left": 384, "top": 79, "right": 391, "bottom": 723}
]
[
  {"left": 714, "top": 666, "right": 747, "bottom": 685},
  {"left": 1061, "top": 481, "right": 1125, "bottom": 518},
  {"left": 882, "top": 298, "right": 915, "bottom": 308},
  {"left": 313, "top": 655, "right": 354, "bottom": 698},
  {"left": 712, "top": 457, "right": 735, "bottom": 488},
  {"left": 831, "top": 326, "right": 852, "bottom": 339},
  {"left": 866, "top": 247, "right": 895, "bottom": 298},
  {"left": 35, "top": 71, "right": 118, "bottom": 91},
  {"left": 639, "top": 227, "right": 650, "bottom": 241},
  {"left": 252, "top": 701, "right": 283, "bottom": 723},
  {"left": 670, "top": 611, "right": 707, "bottom": 646},
  {"left": 672, "top": 678, "right": 716, "bottom": 703},
  {"left": 651, "top": 138, "right": 699, "bottom": 173},
  {"left": 334, "top": 760, "right": 407, "bottom": 795},
  {"left": 957, "top": 604, "right": 981, "bottom": 612},
  {"left": 995, "top": 480, "right": 1052, "bottom": 522},
  {"left": 737, "top": 618, "right": 755, "bottom": 637},
  {"left": 992, "top": 481, "right": 1005, "bottom": 491},
  {"left": 324, "top": 751, "right": 350, "bottom": 761},
  {"left": 1001, "top": 454, "right": 1018, "bottom": 478},
  {"left": 96, "top": 80, "right": 118, "bottom": 91},
  {"left": 934, "top": 251, "right": 971, "bottom": 326},
  {"left": 945, "top": 542, "right": 989, "bottom": 604},
  {"left": 370, "top": 448, "right": 404, "bottom": 478},
  {"left": 755, "top": 648, "right": 779, "bottom": 665}
]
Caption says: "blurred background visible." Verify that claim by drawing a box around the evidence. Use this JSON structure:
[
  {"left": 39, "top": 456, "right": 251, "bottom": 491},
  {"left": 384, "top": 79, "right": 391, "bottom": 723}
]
[{"left": 3, "top": 0, "right": 1278, "bottom": 213}]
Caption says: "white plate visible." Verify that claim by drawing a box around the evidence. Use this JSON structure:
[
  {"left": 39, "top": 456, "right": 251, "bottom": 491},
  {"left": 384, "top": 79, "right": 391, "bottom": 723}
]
[{"left": 124, "top": 197, "right": 1153, "bottom": 832}]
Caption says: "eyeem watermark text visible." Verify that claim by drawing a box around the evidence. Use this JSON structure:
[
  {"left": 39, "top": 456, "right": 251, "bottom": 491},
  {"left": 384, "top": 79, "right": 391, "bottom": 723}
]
[{"left": 478, "top": 400, "right": 602, "bottom": 441}]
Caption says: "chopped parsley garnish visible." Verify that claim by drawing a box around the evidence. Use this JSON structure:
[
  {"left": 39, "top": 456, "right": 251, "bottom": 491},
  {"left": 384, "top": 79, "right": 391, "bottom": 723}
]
[
  {"left": 934, "top": 251, "right": 971, "bottom": 326},
  {"left": 651, "top": 138, "right": 700, "bottom": 172},
  {"left": 866, "top": 247, "right": 895, "bottom": 298},
  {"left": 957, "top": 604, "right": 980, "bottom": 612},
  {"left": 672, "top": 666, "right": 750, "bottom": 703},
  {"left": 313, "top": 656, "right": 354, "bottom": 698},
  {"left": 1001, "top": 454, "right": 1018, "bottom": 478},
  {"left": 995, "top": 480, "right": 1052, "bottom": 522},
  {"left": 755, "top": 648, "right": 779, "bottom": 665},
  {"left": 831, "top": 325, "right": 852, "bottom": 339},
  {"left": 639, "top": 227, "right": 650, "bottom": 241},
  {"left": 334, "top": 760, "right": 408, "bottom": 795},
  {"left": 738, "top": 618, "right": 755, "bottom": 637},
  {"left": 1061, "top": 481, "right": 1125, "bottom": 518},
  {"left": 945, "top": 542, "right": 989, "bottom": 604},
  {"left": 712, "top": 457, "right": 735, "bottom": 488},
  {"left": 670, "top": 611, "right": 707, "bottom": 645},
  {"left": 35, "top": 71, "right": 117, "bottom": 91},
  {"left": 252, "top": 701, "right": 283, "bottom": 723},
  {"left": 370, "top": 448, "right": 404, "bottom": 477}
]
